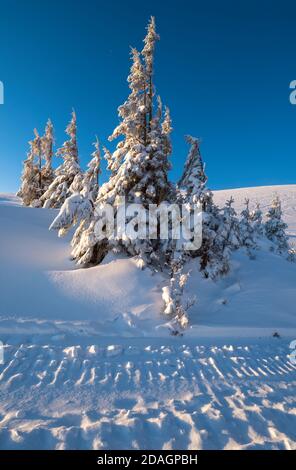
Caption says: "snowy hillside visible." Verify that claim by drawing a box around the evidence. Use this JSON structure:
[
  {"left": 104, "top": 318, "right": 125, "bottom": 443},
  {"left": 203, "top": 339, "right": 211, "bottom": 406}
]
[
  {"left": 0, "top": 186, "right": 296, "bottom": 449},
  {"left": 0, "top": 193, "right": 164, "bottom": 337},
  {"left": 214, "top": 185, "right": 296, "bottom": 241},
  {"left": 1, "top": 186, "right": 296, "bottom": 338}
]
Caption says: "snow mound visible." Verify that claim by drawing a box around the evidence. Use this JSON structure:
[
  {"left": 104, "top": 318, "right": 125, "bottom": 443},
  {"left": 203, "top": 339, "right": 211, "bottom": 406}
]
[{"left": 0, "top": 195, "right": 164, "bottom": 336}]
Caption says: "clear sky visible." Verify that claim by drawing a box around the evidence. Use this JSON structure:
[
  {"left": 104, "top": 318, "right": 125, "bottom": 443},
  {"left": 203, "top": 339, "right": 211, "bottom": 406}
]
[{"left": 0, "top": 0, "right": 295, "bottom": 192}]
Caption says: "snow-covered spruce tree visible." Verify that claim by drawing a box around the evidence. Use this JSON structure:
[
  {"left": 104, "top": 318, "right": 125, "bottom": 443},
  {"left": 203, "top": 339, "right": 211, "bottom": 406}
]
[
  {"left": 83, "top": 137, "right": 102, "bottom": 200},
  {"left": 192, "top": 196, "right": 240, "bottom": 279},
  {"left": 265, "top": 196, "right": 290, "bottom": 255},
  {"left": 178, "top": 135, "right": 207, "bottom": 201},
  {"left": 178, "top": 136, "right": 232, "bottom": 279},
  {"left": 50, "top": 138, "right": 102, "bottom": 239},
  {"left": 162, "top": 262, "right": 192, "bottom": 330},
  {"left": 250, "top": 202, "right": 264, "bottom": 238},
  {"left": 68, "top": 18, "right": 172, "bottom": 266},
  {"left": 142, "top": 15, "right": 159, "bottom": 136},
  {"left": 238, "top": 198, "right": 257, "bottom": 258},
  {"left": 18, "top": 121, "right": 55, "bottom": 207},
  {"left": 30, "top": 129, "right": 43, "bottom": 202},
  {"left": 17, "top": 129, "right": 44, "bottom": 207},
  {"left": 217, "top": 196, "right": 240, "bottom": 252},
  {"left": 162, "top": 251, "right": 196, "bottom": 330},
  {"left": 41, "top": 111, "right": 81, "bottom": 209},
  {"left": 40, "top": 119, "right": 54, "bottom": 194},
  {"left": 173, "top": 135, "right": 206, "bottom": 262},
  {"left": 17, "top": 148, "right": 40, "bottom": 206},
  {"left": 67, "top": 139, "right": 102, "bottom": 254}
]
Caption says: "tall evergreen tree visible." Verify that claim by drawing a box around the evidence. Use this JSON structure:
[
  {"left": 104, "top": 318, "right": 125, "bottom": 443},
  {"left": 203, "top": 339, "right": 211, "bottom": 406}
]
[
  {"left": 31, "top": 128, "right": 43, "bottom": 198},
  {"left": 142, "top": 16, "right": 159, "bottom": 136},
  {"left": 17, "top": 129, "right": 44, "bottom": 207},
  {"left": 82, "top": 137, "right": 101, "bottom": 200},
  {"left": 67, "top": 18, "right": 172, "bottom": 266},
  {"left": 178, "top": 136, "right": 230, "bottom": 278},
  {"left": 17, "top": 147, "right": 39, "bottom": 206},
  {"left": 50, "top": 138, "right": 102, "bottom": 239},
  {"left": 178, "top": 135, "right": 206, "bottom": 200},
  {"left": 41, "top": 119, "right": 54, "bottom": 193},
  {"left": 41, "top": 111, "right": 81, "bottom": 208}
]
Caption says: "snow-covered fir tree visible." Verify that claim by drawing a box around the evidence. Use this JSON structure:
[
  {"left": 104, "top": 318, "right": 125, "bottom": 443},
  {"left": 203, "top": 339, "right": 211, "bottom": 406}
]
[
  {"left": 18, "top": 121, "right": 55, "bottom": 207},
  {"left": 17, "top": 147, "right": 40, "bottom": 206},
  {"left": 142, "top": 15, "right": 159, "bottom": 136},
  {"left": 178, "top": 136, "right": 232, "bottom": 279},
  {"left": 49, "top": 192, "right": 93, "bottom": 239},
  {"left": 221, "top": 197, "right": 240, "bottom": 248},
  {"left": 162, "top": 254, "right": 195, "bottom": 330},
  {"left": 178, "top": 135, "right": 207, "bottom": 201},
  {"left": 265, "top": 196, "right": 290, "bottom": 255},
  {"left": 173, "top": 136, "right": 205, "bottom": 260},
  {"left": 31, "top": 129, "right": 43, "bottom": 200},
  {"left": 218, "top": 196, "right": 240, "bottom": 251},
  {"left": 198, "top": 199, "right": 230, "bottom": 279},
  {"left": 250, "top": 202, "right": 264, "bottom": 238},
  {"left": 41, "top": 111, "right": 81, "bottom": 209},
  {"left": 50, "top": 138, "right": 102, "bottom": 239},
  {"left": 83, "top": 137, "right": 101, "bottom": 200},
  {"left": 198, "top": 195, "right": 241, "bottom": 279},
  {"left": 239, "top": 198, "right": 257, "bottom": 258},
  {"left": 40, "top": 119, "right": 54, "bottom": 193},
  {"left": 66, "top": 18, "right": 172, "bottom": 266},
  {"left": 17, "top": 128, "right": 45, "bottom": 207}
]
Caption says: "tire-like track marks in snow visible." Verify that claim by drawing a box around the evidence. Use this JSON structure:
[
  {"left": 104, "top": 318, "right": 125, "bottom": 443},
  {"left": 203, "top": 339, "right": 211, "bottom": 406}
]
[{"left": 0, "top": 341, "right": 295, "bottom": 450}]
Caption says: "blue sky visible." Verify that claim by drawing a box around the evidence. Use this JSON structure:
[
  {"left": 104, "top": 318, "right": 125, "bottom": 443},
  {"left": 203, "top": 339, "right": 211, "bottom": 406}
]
[{"left": 0, "top": 0, "right": 295, "bottom": 192}]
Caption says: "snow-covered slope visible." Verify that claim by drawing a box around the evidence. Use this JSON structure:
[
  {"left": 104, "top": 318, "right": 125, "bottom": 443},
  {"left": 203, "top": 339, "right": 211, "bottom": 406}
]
[
  {"left": 214, "top": 184, "right": 296, "bottom": 241},
  {"left": 0, "top": 193, "right": 164, "bottom": 336},
  {"left": 0, "top": 186, "right": 296, "bottom": 450},
  {"left": 1, "top": 186, "right": 296, "bottom": 337}
]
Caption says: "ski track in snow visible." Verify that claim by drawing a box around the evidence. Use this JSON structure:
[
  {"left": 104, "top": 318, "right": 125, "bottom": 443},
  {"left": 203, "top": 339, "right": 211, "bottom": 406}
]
[
  {"left": 0, "top": 187, "right": 296, "bottom": 449},
  {"left": 0, "top": 340, "right": 295, "bottom": 450}
]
